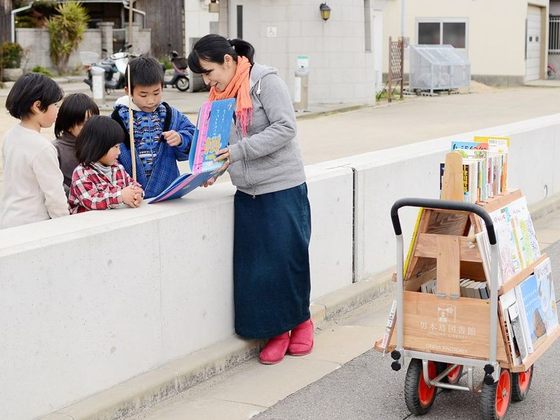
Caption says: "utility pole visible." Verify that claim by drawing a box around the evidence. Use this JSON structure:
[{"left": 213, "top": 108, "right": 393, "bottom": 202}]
[
  {"left": 128, "top": 0, "right": 133, "bottom": 47},
  {"left": 401, "top": 0, "right": 406, "bottom": 39}
]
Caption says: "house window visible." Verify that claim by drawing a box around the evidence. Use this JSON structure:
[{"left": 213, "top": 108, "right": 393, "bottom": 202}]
[{"left": 418, "top": 20, "right": 467, "bottom": 49}]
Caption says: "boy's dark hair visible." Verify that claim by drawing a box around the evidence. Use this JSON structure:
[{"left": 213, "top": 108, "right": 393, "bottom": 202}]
[
  {"left": 188, "top": 34, "right": 255, "bottom": 74},
  {"left": 76, "top": 116, "right": 125, "bottom": 165},
  {"left": 5, "top": 73, "right": 64, "bottom": 119},
  {"left": 54, "top": 93, "right": 100, "bottom": 138},
  {"left": 124, "top": 56, "right": 164, "bottom": 92}
]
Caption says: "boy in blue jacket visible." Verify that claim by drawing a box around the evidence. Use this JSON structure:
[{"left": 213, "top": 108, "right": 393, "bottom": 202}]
[{"left": 112, "top": 56, "right": 195, "bottom": 198}]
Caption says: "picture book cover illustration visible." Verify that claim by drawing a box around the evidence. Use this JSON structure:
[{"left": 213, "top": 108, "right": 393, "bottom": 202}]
[
  {"left": 148, "top": 98, "right": 236, "bottom": 204},
  {"left": 533, "top": 257, "right": 559, "bottom": 334},
  {"left": 515, "top": 274, "right": 547, "bottom": 353}
]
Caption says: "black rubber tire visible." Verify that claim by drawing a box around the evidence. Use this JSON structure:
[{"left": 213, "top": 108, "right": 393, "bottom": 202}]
[
  {"left": 480, "top": 369, "right": 511, "bottom": 420},
  {"left": 176, "top": 76, "right": 190, "bottom": 91},
  {"left": 511, "top": 365, "right": 533, "bottom": 402},
  {"left": 404, "top": 359, "right": 437, "bottom": 415}
]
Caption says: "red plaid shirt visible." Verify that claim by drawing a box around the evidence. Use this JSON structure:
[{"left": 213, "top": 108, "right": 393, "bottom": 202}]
[{"left": 68, "top": 163, "right": 139, "bottom": 213}]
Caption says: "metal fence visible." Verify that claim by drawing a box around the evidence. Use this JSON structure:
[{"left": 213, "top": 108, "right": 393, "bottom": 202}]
[{"left": 550, "top": 16, "right": 560, "bottom": 54}]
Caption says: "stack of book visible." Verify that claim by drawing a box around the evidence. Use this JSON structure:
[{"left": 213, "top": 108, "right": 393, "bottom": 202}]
[
  {"left": 419, "top": 278, "right": 489, "bottom": 299},
  {"left": 439, "top": 136, "right": 509, "bottom": 203}
]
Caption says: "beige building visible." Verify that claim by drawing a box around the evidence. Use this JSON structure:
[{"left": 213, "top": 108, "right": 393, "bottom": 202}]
[{"left": 378, "top": 0, "right": 549, "bottom": 85}]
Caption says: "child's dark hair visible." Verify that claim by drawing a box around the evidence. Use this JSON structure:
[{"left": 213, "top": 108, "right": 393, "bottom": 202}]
[
  {"left": 5, "top": 73, "right": 64, "bottom": 119},
  {"left": 188, "top": 34, "right": 255, "bottom": 74},
  {"left": 76, "top": 116, "right": 125, "bottom": 165},
  {"left": 124, "top": 56, "right": 164, "bottom": 92},
  {"left": 54, "top": 93, "right": 100, "bottom": 138}
]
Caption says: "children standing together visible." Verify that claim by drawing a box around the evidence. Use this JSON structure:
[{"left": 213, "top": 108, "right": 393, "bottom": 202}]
[{"left": 0, "top": 57, "right": 195, "bottom": 229}]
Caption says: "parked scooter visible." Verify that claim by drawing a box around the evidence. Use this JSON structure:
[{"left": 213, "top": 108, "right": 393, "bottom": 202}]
[
  {"left": 83, "top": 45, "right": 134, "bottom": 93},
  {"left": 163, "top": 50, "right": 190, "bottom": 92}
]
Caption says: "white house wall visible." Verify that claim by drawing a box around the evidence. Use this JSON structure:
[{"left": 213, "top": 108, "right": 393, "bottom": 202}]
[
  {"left": 224, "top": 0, "right": 376, "bottom": 105},
  {"left": 382, "top": 0, "right": 548, "bottom": 82},
  {"left": 184, "top": 0, "right": 219, "bottom": 49}
]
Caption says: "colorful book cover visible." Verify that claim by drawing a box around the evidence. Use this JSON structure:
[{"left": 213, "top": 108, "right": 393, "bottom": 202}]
[
  {"left": 515, "top": 274, "right": 547, "bottom": 352},
  {"left": 451, "top": 140, "right": 489, "bottom": 151},
  {"left": 508, "top": 197, "right": 540, "bottom": 268},
  {"left": 489, "top": 206, "right": 523, "bottom": 280},
  {"left": 533, "top": 257, "right": 559, "bottom": 334},
  {"left": 148, "top": 98, "right": 236, "bottom": 204}
]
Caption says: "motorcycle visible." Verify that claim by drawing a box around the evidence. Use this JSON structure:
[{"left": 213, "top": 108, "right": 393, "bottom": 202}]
[
  {"left": 83, "top": 45, "right": 134, "bottom": 93},
  {"left": 163, "top": 50, "right": 190, "bottom": 92}
]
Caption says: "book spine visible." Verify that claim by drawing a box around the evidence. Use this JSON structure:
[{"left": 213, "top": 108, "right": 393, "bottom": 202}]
[{"left": 381, "top": 300, "right": 398, "bottom": 354}]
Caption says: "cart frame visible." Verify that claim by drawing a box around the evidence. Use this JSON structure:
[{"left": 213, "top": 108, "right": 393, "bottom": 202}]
[{"left": 390, "top": 198, "right": 501, "bottom": 388}]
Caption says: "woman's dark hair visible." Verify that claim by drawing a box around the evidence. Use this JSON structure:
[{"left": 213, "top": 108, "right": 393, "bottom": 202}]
[
  {"left": 124, "top": 56, "right": 164, "bottom": 92},
  {"left": 188, "top": 34, "right": 255, "bottom": 74},
  {"left": 76, "top": 116, "right": 125, "bottom": 165},
  {"left": 54, "top": 93, "right": 100, "bottom": 138},
  {"left": 5, "top": 73, "right": 64, "bottom": 119}
]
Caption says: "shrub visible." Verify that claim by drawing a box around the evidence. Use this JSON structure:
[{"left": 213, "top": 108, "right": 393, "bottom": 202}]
[
  {"left": 0, "top": 42, "right": 24, "bottom": 68},
  {"left": 32, "top": 65, "right": 54, "bottom": 77},
  {"left": 47, "top": 1, "right": 89, "bottom": 74}
]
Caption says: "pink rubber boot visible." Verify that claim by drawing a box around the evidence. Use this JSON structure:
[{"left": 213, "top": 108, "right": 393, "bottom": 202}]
[
  {"left": 287, "top": 319, "right": 314, "bottom": 356},
  {"left": 259, "top": 332, "right": 290, "bottom": 365}
]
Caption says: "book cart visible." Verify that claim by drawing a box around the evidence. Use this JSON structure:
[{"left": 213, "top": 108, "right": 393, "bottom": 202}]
[{"left": 374, "top": 152, "right": 560, "bottom": 419}]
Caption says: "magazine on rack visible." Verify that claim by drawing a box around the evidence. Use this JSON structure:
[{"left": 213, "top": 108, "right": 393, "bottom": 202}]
[{"left": 148, "top": 98, "right": 236, "bottom": 204}]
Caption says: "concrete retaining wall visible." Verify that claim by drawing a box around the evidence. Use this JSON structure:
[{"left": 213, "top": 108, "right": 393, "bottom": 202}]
[{"left": 1, "top": 115, "right": 560, "bottom": 419}]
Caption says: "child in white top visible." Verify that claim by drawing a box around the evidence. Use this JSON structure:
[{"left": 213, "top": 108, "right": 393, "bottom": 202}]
[{"left": 0, "top": 73, "right": 69, "bottom": 229}]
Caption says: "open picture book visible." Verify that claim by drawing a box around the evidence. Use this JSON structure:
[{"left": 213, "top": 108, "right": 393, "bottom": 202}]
[{"left": 148, "top": 98, "right": 236, "bottom": 204}]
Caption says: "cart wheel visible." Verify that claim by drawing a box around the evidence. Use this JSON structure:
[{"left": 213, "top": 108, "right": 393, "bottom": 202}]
[
  {"left": 511, "top": 365, "right": 533, "bottom": 402},
  {"left": 436, "top": 362, "right": 463, "bottom": 385},
  {"left": 405, "top": 359, "right": 438, "bottom": 415},
  {"left": 480, "top": 369, "right": 511, "bottom": 420}
]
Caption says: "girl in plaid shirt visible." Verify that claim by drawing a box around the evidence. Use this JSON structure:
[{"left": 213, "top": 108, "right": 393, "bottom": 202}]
[{"left": 69, "top": 116, "right": 144, "bottom": 214}]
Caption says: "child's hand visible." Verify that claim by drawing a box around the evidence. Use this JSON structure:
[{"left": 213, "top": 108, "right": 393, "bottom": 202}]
[
  {"left": 122, "top": 186, "right": 142, "bottom": 208},
  {"left": 162, "top": 130, "right": 182, "bottom": 147},
  {"left": 132, "top": 185, "right": 144, "bottom": 207}
]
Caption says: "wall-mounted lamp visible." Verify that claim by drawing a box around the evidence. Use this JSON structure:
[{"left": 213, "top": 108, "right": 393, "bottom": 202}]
[
  {"left": 319, "top": 3, "right": 331, "bottom": 21},
  {"left": 209, "top": 0, "right": 219, "bottom": 13}
]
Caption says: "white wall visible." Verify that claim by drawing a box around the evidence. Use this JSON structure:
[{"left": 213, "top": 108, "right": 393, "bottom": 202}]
[
  {"left": 184, "top": 0, "right": 219, "bottom": 49},
  {"left": 224, "top": 0, "right": 376, "bottom": 105},
  {"left": 0, "top": 166, "right": 353, "bottom": 420},
  {"left": 2, "top": 115, "right": 560, "bottom": 419}
]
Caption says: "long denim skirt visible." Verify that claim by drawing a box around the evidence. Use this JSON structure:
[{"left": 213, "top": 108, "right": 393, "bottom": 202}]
[{"left": 233, "top": 183, "right": 311, "bottom": 339}]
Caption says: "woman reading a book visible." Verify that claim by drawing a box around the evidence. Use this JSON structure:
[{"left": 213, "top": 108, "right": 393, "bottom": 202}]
[{"left": 188, "top": 34, "right": 312, "bottom": 365}]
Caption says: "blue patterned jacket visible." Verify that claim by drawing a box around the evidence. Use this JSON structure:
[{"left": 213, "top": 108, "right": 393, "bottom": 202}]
[{"left": 112, "top": 101, "right": 195, "bottom": 198}]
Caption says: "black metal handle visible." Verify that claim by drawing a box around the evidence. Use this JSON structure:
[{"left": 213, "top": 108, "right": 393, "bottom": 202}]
[{"left": 390, "top": 198, "right": 497, "bottom": 245}]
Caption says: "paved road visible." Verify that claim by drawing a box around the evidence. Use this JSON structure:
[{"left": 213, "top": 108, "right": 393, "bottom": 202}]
[{"left": 256, "top": 241, "right": 560, "bottom": 420}]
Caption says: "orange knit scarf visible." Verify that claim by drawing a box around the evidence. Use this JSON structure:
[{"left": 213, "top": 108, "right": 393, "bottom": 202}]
[{"left": 208, "top": 56, "right": 253, "bottom": 136}]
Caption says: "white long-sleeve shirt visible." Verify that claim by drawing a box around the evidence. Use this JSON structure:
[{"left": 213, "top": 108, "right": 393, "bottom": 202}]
[{"left": 0, "top": 124, "right": 69, "bottom": 229}]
